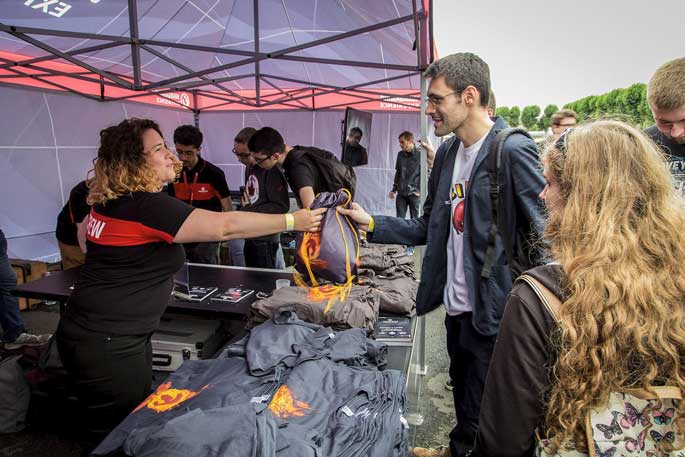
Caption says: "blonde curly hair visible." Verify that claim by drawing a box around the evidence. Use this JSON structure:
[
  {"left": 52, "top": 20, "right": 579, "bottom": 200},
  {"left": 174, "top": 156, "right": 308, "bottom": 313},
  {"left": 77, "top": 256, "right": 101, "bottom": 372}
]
[
  {"left": 541, "top": 120, "right": 685, "bottom": 451},
  {"left": 88, "top": 118, "right": 181, "bottom": 205}
]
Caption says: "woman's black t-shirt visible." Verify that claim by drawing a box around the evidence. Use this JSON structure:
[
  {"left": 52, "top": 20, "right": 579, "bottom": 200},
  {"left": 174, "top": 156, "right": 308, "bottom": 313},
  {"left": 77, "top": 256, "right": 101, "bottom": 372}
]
[{"left": 63, "top": 191, "right": 194, "bottom": 335}]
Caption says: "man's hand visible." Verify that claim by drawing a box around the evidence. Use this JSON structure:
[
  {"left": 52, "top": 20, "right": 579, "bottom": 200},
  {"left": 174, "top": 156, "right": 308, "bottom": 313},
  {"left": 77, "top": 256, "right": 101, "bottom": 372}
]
[
  {"left": 389, "top": 191, "right": 396, "bottom": 200},
  {"left": 420, "top": 139, "right": 436, "bottom": 169},
  {"left": 337, "top": 202, "right": 372, "bottom": 231},
  {"left": 241, "top": 192, "right": 248, "bottom": 207},
  {"left": 413, "top": 192, "right": 420, "bottom": 197}
]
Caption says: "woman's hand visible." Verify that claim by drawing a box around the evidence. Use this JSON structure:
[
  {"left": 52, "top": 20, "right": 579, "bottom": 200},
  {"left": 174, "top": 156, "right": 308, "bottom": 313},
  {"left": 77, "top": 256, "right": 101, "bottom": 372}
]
[
  {"left": 293, "top": 207, "right": 326, "bottom": 232},
  {"left": 337, "top": 202, "right": 371, "bottom": 231}
]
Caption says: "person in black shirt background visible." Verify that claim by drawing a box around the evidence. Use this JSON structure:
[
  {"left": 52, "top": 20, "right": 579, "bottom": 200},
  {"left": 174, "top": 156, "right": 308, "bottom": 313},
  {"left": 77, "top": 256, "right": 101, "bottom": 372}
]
[
  {"left": 249, "top": 126, "right": 351, "bottom": 209},
  {"left": 341, "top": 126, "right": 368, "bottom": 167},
  {"left": 645, "top": 58, "right": 685, "bottom": 197},
  {"left": 390, "top": 131, "right": 421, "bottom": 219},
  {"left": 235, "top": 127, "right": 289, "bottom": 268},
  {"left": 55, "top": 118, "right": 324, "bottom": 453},
  {"left": 167, "top": 125, "right": 231, "bottom": 264},
  {"left": 55, "top": 180, "right": 90, "bottom": 269}
]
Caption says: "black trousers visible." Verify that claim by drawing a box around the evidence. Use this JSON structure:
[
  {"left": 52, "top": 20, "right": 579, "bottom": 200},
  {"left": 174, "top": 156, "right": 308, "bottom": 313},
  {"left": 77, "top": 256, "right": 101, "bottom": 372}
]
[
  {"left": 445, "top": 312, "right": 496, "bottom": 457},
  {"left": 244, "top": 239, "right": 279, "bottom": 269},
  {"left": 183, "top": 241, "right": 220, "bottom": 264},
  {"left": 56, "top": 318, "right": 152, "bottom": 454},
  {"left": 396, "top": 193, "right": 420, "bottom": 219}
]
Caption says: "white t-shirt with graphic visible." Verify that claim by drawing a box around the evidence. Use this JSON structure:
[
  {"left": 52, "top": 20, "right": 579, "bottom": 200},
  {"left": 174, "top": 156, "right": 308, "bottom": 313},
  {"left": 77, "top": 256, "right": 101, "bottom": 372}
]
[{"left": 444, "top": 133, "right": 488, "bottom": 316}]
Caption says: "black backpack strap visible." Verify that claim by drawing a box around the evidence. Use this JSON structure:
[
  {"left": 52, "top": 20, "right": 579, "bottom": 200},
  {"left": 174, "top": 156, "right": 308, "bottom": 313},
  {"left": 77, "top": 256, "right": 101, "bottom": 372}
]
[{"left": 481, "top": 128, "right": 533, "bottom": 279}]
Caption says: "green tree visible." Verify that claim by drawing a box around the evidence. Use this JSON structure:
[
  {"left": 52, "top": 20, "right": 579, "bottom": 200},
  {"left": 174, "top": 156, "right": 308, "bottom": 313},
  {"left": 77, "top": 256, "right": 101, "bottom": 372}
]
[
  {"left": 496, "top": 106, "right": 510, "bottom": 123},
  {"left": 538, "top": 104, "right": 559, "bottom": 130},
  {"left": 521, "top": 105, "right": 541, "bottom": 130},
  {"left": 509, "top": 106, "right": 521, "bottom": 127}
]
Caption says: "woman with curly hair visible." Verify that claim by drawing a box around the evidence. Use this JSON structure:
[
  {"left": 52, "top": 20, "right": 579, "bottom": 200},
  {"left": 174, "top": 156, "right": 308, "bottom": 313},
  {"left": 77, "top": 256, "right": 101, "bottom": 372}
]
[
  {"left": 55, "top": 118, "right": 324, "bottom": 453},
  {"left": 474, "top": 120, "right": 685, "bottom": 456}
]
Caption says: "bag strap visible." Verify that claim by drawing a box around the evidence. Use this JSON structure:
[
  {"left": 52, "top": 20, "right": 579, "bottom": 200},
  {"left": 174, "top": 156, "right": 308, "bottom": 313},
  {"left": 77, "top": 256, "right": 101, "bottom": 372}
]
[
  {"left": 517, "top": 274, "right": 561, "bottom": 321},
  {"left": 481, "top": 128, "right": 534, "bottom": 279},
  {"left": 522, "top": 274, "right": 685, "bottom": 457}
]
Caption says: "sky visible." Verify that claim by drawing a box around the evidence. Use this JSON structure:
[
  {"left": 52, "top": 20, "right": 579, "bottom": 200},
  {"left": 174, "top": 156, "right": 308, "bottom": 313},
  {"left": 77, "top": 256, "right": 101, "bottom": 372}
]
[{"left": 433, "top": 0, "right": 684, "bottom": 110}]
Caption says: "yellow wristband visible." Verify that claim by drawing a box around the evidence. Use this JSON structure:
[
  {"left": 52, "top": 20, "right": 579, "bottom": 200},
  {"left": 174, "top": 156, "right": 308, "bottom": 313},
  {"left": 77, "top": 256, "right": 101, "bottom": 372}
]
[
  {"left": 367, "top": 216, "right": 375, "bottom": 232},
  {"left": 285, "top": 213, "right": 295, "bottom": 231}
]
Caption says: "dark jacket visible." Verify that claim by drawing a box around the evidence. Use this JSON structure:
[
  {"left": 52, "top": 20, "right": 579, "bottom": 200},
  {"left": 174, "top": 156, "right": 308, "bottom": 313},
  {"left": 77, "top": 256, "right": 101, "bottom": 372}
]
[
  {"left": 370, "top": 117, "right": 545, "bottom": 335},
  {"left": 392, "top": 147, "right": 421, "bottom": 196},
  {"left": 241, "top": 164, "right": 289, "bottom": 241},
  {"left": 474, "top": 264, "right": 562, "bottom": 457}
]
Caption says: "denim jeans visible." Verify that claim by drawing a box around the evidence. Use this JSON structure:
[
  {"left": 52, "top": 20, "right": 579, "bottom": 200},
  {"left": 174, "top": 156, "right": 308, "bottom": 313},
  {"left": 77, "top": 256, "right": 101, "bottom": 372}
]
[{"left": 0, "top": 228, "right": 25, "bottom": 342}]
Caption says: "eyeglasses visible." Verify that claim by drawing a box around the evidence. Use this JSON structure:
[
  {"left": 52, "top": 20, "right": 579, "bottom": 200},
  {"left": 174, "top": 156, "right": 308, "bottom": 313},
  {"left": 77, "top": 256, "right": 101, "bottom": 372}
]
[
  {"left": 253, "top": 154, "right": 272, "bottom": 165},
  {"left": 554, "top": 128, "right": 574, "bottom": 155},
  {"left": 232, "top": 148, "right": 251, "bottom": 159},
  {"left": 427, "top": 90, "right": 461, "bottom": 106}
]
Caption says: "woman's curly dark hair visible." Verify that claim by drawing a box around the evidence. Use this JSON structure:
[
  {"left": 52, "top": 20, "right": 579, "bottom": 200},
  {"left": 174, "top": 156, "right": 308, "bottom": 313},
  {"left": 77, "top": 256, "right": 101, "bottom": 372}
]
[{"left": 87, "top": 118, "right": 181, "bottom": 205}]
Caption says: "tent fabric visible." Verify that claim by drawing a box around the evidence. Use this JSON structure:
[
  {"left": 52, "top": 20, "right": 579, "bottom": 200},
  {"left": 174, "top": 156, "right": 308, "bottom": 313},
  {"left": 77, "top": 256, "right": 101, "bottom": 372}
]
[
  {"left": 0, "top": 0, "right": 431, "bottom": 111},
  {"left": 0, "top": 1, "right": 435, "bottom": 261},
  {"left": 0, "top": 83, "right": 435, "bottom": 261}
]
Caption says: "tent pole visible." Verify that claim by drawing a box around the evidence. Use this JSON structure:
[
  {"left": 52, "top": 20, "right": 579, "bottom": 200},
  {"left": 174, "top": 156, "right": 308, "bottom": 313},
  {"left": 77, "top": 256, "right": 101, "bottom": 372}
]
[
  {"left": 253, "top": 0, "right": 260, "bottom": 106},
  {"left": 193, "top": 91, "right": 200, "bottom": 127},
  {"left": 128, "top": 0, "right": 142, "bottom": 88}
]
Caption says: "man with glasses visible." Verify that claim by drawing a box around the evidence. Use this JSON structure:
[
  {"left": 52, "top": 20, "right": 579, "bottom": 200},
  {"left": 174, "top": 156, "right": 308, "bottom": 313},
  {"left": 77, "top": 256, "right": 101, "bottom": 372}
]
[
  {"left": 645, "top": 58, "right": 685, "bottom": 197},
  {"left": 167, "top": 125, "right": 231, "bottom": 264},
  {"left": 249, "top": 127, "right": 354, "bottom": 209},
  {"left": 549, "top": 109, "right": 578, "bottom": 141},
  {"left": 339, "top": 53, "right": 545, "bottom": 457},
  {"left": 233, "top": 127, "right": 289, "bottom": 269}
]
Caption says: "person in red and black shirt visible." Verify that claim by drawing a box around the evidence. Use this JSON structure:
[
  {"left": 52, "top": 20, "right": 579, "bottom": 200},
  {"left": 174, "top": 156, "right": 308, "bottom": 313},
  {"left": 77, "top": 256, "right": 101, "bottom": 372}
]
[
  {"left": 55, "top": 180, "right": 90, "bottom": 269},
  {"left": 167, "top": 125, "right": 231, "bottom": 264},
  {"left": 55, "top": 118, "right": 324, "bottom": 454}
]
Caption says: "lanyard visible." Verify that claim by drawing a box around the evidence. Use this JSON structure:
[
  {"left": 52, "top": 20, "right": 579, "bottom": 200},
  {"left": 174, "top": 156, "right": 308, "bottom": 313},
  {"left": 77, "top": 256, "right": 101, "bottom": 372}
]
[{"left": 182, "top": 170, "right": 200, "bottom": 206}]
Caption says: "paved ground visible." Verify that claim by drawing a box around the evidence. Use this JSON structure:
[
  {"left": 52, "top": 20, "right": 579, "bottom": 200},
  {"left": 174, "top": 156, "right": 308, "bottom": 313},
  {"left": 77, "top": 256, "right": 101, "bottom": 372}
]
[{"left": 1, "top": 293, "right": 455, "bottom": 455}]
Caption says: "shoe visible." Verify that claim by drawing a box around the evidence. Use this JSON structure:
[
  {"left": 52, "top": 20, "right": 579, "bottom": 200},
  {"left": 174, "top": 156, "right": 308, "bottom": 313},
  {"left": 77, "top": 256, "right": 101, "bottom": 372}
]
[
  {"left": 410, "top": 446, "right": 451, "bottom": 457},
  {"left": 445, "top": 378, "right": 453, "bottom": 391},
  {"left": 4, "top": 332, "right": 51, "bottom": 350}
]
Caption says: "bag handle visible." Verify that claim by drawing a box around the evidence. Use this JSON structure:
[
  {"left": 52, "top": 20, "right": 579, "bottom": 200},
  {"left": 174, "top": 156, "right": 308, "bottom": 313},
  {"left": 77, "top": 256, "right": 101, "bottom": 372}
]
[
  {"left": 521, "top": 275, "right": 684, "bottom": 457},
  {"left": 517, "top": 274, "right": 561, "bottom": 321}
]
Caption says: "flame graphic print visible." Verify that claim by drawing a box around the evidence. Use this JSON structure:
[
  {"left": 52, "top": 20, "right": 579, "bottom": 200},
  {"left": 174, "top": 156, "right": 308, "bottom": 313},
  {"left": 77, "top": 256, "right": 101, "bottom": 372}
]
[
  {"left": 300, "top": 231, "right": 328, "bottom": 270},
  {"left": 304, "top": 282, "right": 352, "bottom": 314},
  {"left": 268, "top": 385, "right": 312, "bottom": 419},
  {"left": 133, "top": 382, "right": 209, "bottom": 414}
]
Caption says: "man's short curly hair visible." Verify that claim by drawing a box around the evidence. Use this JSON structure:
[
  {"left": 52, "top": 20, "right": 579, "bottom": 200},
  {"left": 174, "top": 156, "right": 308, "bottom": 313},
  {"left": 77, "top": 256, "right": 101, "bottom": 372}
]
[{"left": 88, "top": 118, "right": 181, "bottom": 205}]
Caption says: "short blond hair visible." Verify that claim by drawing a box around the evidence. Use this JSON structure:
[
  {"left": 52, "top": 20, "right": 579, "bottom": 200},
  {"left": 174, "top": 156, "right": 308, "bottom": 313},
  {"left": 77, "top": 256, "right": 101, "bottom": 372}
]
[
  {"left": 647, "top": 58, "right": 685, "bottom": 111},
  {"left": 551, "top": 109, "right": 577, "bottom": 126}
]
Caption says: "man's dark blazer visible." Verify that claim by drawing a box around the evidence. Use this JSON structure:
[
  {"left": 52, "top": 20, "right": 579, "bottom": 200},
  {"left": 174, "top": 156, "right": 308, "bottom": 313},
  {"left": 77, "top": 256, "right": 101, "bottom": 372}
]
[{"left": 370, "top": 117, "right": 545, "bottom": 336}]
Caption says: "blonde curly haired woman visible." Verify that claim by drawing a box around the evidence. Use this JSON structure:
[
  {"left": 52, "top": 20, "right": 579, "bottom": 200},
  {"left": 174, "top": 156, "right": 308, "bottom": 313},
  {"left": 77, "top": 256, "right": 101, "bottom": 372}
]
[
  {"left": 474, "top": 120, "right": 685, "bottom": 456},
  {"left": 55, "top": 118, "right": 324, "bottom": 453}
]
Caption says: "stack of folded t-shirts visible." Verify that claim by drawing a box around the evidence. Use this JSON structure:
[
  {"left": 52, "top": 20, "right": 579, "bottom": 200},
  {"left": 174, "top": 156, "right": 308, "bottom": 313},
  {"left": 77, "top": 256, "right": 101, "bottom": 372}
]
[
  {"left": 357, "top": 242, "right": 418, "bottom": 316},
  {"left": 357, "top": 242, "right": 416, "bottom": 276},
  {"left": 93, "top": 310, "right": 408, "bottom": 457},
  {"left": 250, "top": 284, "right": 381, "bottom": 332}
]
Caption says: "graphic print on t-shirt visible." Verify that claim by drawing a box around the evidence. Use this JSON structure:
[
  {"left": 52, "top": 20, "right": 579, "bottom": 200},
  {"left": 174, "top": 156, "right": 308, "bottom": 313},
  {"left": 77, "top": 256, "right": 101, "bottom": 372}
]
[
  {"left": 246, "top": 174, "right": 259, "bottom": 205},
  {"left": 451, "top": 181, "right": 468, "bottom": 234},
  {"left": 667, "top": 155, "right": 685, "bottom": 197}
]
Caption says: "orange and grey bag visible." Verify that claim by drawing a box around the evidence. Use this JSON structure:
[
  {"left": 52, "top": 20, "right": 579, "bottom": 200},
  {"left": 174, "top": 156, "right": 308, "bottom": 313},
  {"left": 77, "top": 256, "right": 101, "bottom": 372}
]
[{"left": 295, "top": 189, "right": 360, "bottom": 287}]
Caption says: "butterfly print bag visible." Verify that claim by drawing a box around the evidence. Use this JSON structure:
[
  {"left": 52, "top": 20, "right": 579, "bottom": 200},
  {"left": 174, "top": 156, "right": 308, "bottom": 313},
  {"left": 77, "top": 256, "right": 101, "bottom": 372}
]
[{"left": 518, "top": 275, "right": 685, "bottom": 457}]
